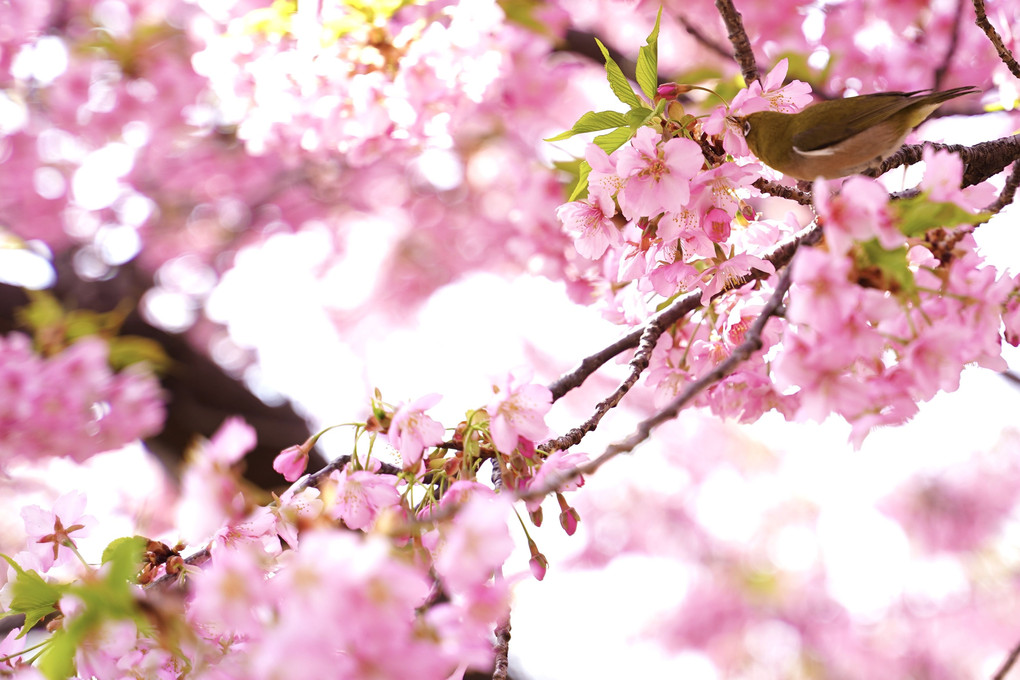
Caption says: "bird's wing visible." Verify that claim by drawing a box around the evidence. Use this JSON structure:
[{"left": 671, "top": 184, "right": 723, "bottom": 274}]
[{"left": 790, "top": 91, "right": 928, "bottom": 153}]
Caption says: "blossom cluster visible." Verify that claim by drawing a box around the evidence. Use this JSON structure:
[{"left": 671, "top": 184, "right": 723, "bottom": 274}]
[
  {"left": 1, "top": 366, "right": 588, "bottom": 678},
  {"left": 554, "top": 58, "right": 1017, "bottom": 447},
  {"left": 4, "top": 2, "right": 1020, "bottom": 679},
  {"left": 772, "top": 151, "right": 1009, "bottom": 445},
  {"left": 0, "top": 0, "right": 585, "bottom": 337},
  {"left": 0, "top": 333, "right": 165, "bottom": 465}
]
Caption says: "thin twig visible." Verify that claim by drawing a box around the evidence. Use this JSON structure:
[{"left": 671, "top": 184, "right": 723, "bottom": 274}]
[
  {"left": 543, "top": 302, "right": 689, "bottom": 451},
  {"left": 148, "top": 547, "right": 211, "bottom": 589},
  {"left": 522, "top": 260, "right": 797, "bottom": 503},
  {"left": 593, "top": 261, "right": 794, "bottom": 461},
  {"left": 1001, "top": 369, "right": 1020, "bottom": 389},
  {"left": 992, "top": 636, "right": 1020, "bottom": 680},
  {"left": 714, "top": 0, "right": 759, "bottom": 86},
  {"left": 933, "top": 0, "right": 965, "bottom": 90},
  {"left": 676, "top": 11, "right": 734, "bottom": 61},
  {"left": 973, "top": 0, "right": 1020, "bottom": 79},
  {"left": 547, "top": 221, "right": 820, "bottom": 406},
  {"left": 986, "top": 162, "right": 1020, "bottom": 214},
  {"left": 752, "top": 178, "right": 813, "bottom": 205}
]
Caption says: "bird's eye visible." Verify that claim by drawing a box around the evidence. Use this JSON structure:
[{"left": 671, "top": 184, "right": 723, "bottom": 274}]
[{"left": 742, "top": 120, "right": 752, "bottom": 135}]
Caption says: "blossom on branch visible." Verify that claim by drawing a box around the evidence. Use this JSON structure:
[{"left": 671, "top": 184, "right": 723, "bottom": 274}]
[
  {"left": 486, "top": 369, "right": 552, "bottom": 454},
  {"left": 388, "top": 393, "right": 445, "bottom": 469}
]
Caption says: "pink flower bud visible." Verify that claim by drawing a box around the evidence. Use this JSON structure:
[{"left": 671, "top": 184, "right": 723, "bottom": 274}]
[
  {"left": 558, "top": 506, "right": 580, "bottom": 536},
  {"left": 529, "top": 553, "right": 548, "bottom": 581},
  {"left": 273, "top": 443, "right": 310, "bottom": 482}
]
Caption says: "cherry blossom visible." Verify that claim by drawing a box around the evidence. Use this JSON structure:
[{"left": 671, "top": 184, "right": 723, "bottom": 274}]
[
  {"left": 388, "top": 393, "right": 445, "bottom": 469},
  {"left": 326, "top": 468, "right": 400, "bottom": 531},
  {"left": 486, "top": 369, "right": 552, "bottom": 454}
]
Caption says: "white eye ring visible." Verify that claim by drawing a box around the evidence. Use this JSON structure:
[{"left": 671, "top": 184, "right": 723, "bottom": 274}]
[{"left": 742, "top": 120, "right": 752, "bottom": 135}]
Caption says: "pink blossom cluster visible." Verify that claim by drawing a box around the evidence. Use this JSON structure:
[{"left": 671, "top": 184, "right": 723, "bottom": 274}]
[
  {"left": 555, "top": 62, "right": 814, "bottom": 422},
  {"left": 0, "top": 0, "right": 588, "bottom": 333},
  {"left": 555, "top": 59, "right": 1017, "bottom": 448},
  {"left": 557, "top": 61, "right": 809, "bottom": 325},
  {"left": 0, "top": 333, "right": 165, "bottom": 465},
  {"left": 878, "top": 434, "right": 1020, "bottom": 554},
  {"left": 586, "top": 0, "right": 1004, "bottom": 108},
  {"left": 774, "top": 163, "right": 1009, "bottom": 445},
  {"left": 4, "top": 3, "right": 1020, "bottom": 679},
  {"left": 186, "top": 526, "right": 509, "bottom": 680}
]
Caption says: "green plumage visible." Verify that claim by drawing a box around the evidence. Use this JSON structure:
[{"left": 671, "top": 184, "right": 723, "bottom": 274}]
[{"left": 734, "top": 86, "right": 979, "bottom": 180}]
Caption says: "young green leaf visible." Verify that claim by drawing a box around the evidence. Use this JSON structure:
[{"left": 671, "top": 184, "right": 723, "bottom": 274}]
[
  {"left": 625, "top": 106, "right": 654, "bottom": 128},
  {"left": 544, "top": 110, "right": 629, "bottom": 141},
  {"left": 39, "top": 631, "right": 76, "bottom": 680},
  {"left": 858, "top": 241, "right": 916, "bottom": 296},
  {"left": 635, "top": 7, "right": 662, "bottom": 99},
  {"left": 568, "top": 161, "right": 592, "bottom": 202},
  {"left": 101, "top": 536, "right": 149, "bottom": 573},
  {"left": 892, "top": 194, "right": 990, "bottom": 237},
  {"left": 0, "top": 554, "right": 65, "bottom": 637},
  {"left": 595, "top": 38, "right": 642, "bottom": 108},
  {"left": 594, "top": 126, "right": 634, "bottom": 155}
]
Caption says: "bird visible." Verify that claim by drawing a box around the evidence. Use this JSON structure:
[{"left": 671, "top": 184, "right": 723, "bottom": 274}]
[{"left": 731, "top": 86, "right": 979, "bottom": 180}]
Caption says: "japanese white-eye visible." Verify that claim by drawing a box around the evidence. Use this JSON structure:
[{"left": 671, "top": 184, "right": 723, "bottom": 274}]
[{"left": 731, "top": 86, "right": 979, "bottom": 180}]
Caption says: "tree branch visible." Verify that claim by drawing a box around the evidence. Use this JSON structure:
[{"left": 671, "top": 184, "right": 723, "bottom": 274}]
[
  {"left": 933, "top": 0, "right": 966, "bottom": 90},
  {"left": 492, "top": 616, "right": 512, "bottom": 680},
  {"left": 524, "top": 259, "right": 797, "bottom": 503},
  {"left": 992, "top": 636, "right": 1020, "bottom": 680},
  {"left": 752, "top": 178, "right": 814, "bottom": 205},
  {"left": 675, "top": 11, "right": 734, "bottom": 61},
  {"left": 547, "top": 221, "right": 820, "bottom": 406},
  {"left": 714, "top": 0, "right": 759, "bottom": 86},
  {"left": 972, "top": 0, "right": 1020, "bottom": 79},
  {"left": 867, "top": 136, "right": 1020, "bottom": 186},
  {"left": 986, "top": 161, "right": 1020, "bottom": 214},
  {"left": 543, "top": 297, "right": 692, "bottom": 451},
  {"left": 591, "top": 260, "right": 794, "bottom": 462}
]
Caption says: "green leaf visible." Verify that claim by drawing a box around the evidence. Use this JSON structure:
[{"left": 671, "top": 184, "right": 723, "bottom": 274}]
[
  {"left": 0, "top": 554, "right": 64, "bottom": 636},
  {"left": 594, "top": 126, "right": 634, "bottom": 155},
  {"left": 858, "top": 240, "right": 916, "bottom": 296},
  {"left": 568, "top": 161, "right": 592, "bottom": 202},
  {"left": 625, "top": 106, "right": 654, "bottom": 128},
  {"left": 107, "top": 336, "right": 172, "bottom": 373},
  {"left": 15, "top": 291, "right": 64, "bottom": 335},
  {"left": 544, "top": 110, "right": 629, "bottom": 141},
  {"left": 39, "top": 630, "right": 76, "bottom": 680},
  {"left": 892, "top": 194, "right": 991, "bottom": 237},
  {"left": 100, "top": 536, "right": 148, "bottom": 572},
  {"left": 635, "top": 7, "right": 661, "bottom": 99},
  {"left": 595, "top": 38, "right": 642, "bottom": 108},
  {"left": 498, "top": 0, "right": 554, "bottom": 35}
]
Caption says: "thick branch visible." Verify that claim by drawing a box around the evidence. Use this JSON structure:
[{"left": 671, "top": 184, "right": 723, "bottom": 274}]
[
  {"left": 868, "top": 136, "right": 1020, "bottom": 186},
  {"left": 972, "top": 0, "right": 1020, "bottom": 79},
  {"left": 492, "top": 617, "right": 512, "bottom": 680},
  {"left": 714, "top": 0, "right": 759, "bottom": 85}
]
